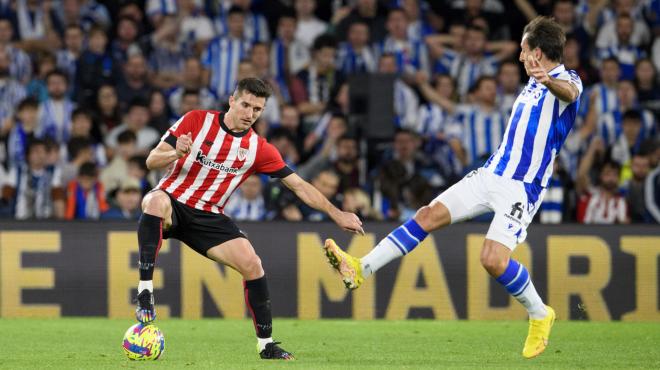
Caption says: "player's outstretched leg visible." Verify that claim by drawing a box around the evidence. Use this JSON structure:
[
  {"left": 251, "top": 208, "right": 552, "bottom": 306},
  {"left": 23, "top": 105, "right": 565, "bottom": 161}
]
[
  {"left": 135, "top": 212, "right": 162, "bottom": 323},
  {"left": 484, "top": 242, "right": 555, "bottom": 358},
  {"left": 324, "top": 218, "right": 430, "bottom": 289}
]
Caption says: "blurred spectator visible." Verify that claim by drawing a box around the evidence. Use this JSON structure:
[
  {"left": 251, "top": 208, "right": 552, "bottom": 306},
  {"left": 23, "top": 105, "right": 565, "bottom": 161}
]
[
  {"left": 106, "top": 98, "right": 158, "bottom": 155},
  {"left": 270, "top": 8, "right": 308, "bottom": 81},
  {"left": 38, "top": 70, "right": 75, "bottom": 144},
  {"left": 168, "top": 57, "right": 219, "bottom": 117},
  {"left": 448, "top": 0, "right": 509, "bottom": 40},
  {"left": 581, "top": 57, "right": 621, "bottom": 122},
  {"left": 64, "top": 161, "right": 108, "bottom": 220},
  {"left": 202, "top": 6, "right": 251, "bottom": 103},
  {"left": 58, "top": 0, "right": 111, "bottom": 33},
  {"left": 645, "top": 141, "right": 660, "bottom": 223},
  {"left": 334, "top": 0, "right": 388, "bottom": 43},
  {"left": 625, "top": 151, "right": 653, "bottom": 222},
  {"left": 117, "top": 53, "right": 152, "bottom": 110},
  {"left": 429, "top": 24, "right": 517, "bottom": 96},
  {"left": 294, "top": 0, "right": 328, "bottom": 50},
  {"left": 147, "top": 90, "right": 171, "bottom": 134},
  {"left": 146, "top": 0, "right": 178, "bottom": 28},
  {"left": 539, "top": 161, "right": 575, "bottom": 224},
  {"left": 93, "top": 84, "right": 122, "bottom": 134},
  {"left": 302, "top": 82, "right": 350, "bottom": 155},
  {"left": 61, "top": 137, "right": 94, "bottom": 185},
  {"left": 551, "top": 0, "right": 591, "bottom": 57},
  {"left": 26, "top": 52, "right": 56, "bottom": 102},
  {"left": 101, "top": 130, "right": 137, "bottom": 196},
  {"left": 563, "top": 35, "right": 599, "bottom": 87},
  {"left": 111, "top": 16, "right": 142, "bottom": 64},
  {"left": 214, "top": 0, "right": 270, "bottom": 44},
  {"left": 2, "top": 139, "right": 65, "bottom": 219},
  {"left": 633, "top": 59, "right": 660, "bottom": 116},
  {"left": 301, "top": 169, "right": 341, "bottom": 221},
  {"left": 75, "top": 26, "right": 118, "bottom": 107},
  {"left": 224, "top": 174, "right": 267, "bottom": 221},
  {"left": 610, "top": 109, "right": 655, "bottom": 167},
  {"left": 100, "top": 177, "right": 142, "bottom": 220},
  {"left": 268, "top": 127, "right": 300, "bottom": 168},
  {"left": 0, "top": 48, "right": 27, "bottom": 124},
  {"left": 248, "top": 43, "right": 282, "bottom": 125},
  {"left": 147, "top": 15, "right": 185, "bottom": 91},
  {"left": 401, "top": 0, "right": 438, "bottom": 43},
  {"left": 0, "top": 18, "right": 32, "bottom": 84},
  {"left": 15, "top": 0, "right": 60, "bottom": 52},
  {"left": 177, "top": 0, "right": 215, "bottom": 54},
  {"left": 291, "top": 34, "right": 341, "bottom": 126},
  {"left": 68, "top": 108, "right": 105, "bottom": 164},
  {"left": 576, "top": 137, "right": 629, "bottom": 224},
  {"left": 127, "top": 155, "right": 152, "bottom": 196},
  {"left": 495, "top": 60, "right": 523, "bottom": 117},
  {"left": 374, "top": 7, "right": 430, "bottom": 78},
  {"left": 342, "top": 187, "right": 381, "bottom": 221},
  {"left": 378, "top": 53, "right": 418, "bottom": 129},
  {"left": 595, "top": 0, "right": 650, "bottom": 50},
  {"left": 337, "top": 21, "right": 377, "bottom": 75},
  {"left": 278, "top": 104, "right": 304, "bottom": 153},
  {"left": 1, "top": 97, "right": 38, "bottom": 169},
  {"left": 596, "top": 13, "right": 646, "bottom": 80},
  {"left": 56, "top": 24, "right": 83, "bottom": 90}
]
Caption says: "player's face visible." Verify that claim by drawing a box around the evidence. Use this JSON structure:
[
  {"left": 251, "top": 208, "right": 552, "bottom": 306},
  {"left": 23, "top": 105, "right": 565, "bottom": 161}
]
[
  {"left": 229, "top": 92, "right": 266, "bottom": 131},
  {"left": 519, "top": 38, "right": 541, "bottom": 77}
]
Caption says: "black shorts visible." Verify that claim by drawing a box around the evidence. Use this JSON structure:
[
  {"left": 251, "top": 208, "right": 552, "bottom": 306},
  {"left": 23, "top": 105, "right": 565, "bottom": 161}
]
[{"left": 161, "top": 191, "right": 246, "bottom": 256}]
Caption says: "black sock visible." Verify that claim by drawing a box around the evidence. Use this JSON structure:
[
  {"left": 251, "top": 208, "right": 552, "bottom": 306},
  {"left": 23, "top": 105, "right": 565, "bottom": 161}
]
[
  {"left": 138, "top": 213, "right": 163, "bottom": 281},
  {"left": 244, "top": 276, "right": 272, "bottom": 338}
]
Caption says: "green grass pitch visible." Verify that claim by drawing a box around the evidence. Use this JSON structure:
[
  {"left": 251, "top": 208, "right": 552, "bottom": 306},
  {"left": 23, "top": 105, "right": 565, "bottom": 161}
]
[{"left": 1, "top": 319, "right": 658, "bottom": 369}]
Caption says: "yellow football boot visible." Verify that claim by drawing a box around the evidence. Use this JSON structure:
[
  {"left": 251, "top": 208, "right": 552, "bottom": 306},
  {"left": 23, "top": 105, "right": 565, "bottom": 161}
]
[
  {"left": 522, "top": 305, "right": 556, "bottom": 359},
  {"left": 323, "top": 239, "right": 364, "bottom": 289}
]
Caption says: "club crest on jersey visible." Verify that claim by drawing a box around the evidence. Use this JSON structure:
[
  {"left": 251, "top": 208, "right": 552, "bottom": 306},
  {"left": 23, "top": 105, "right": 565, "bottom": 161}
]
[{"left": 237, "top": 148, "right": 249, "bottom": 161}]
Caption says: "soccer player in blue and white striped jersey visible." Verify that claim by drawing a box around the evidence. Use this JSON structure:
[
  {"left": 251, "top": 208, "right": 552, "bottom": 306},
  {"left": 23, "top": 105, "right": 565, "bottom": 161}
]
[{"left": 324, "top": 17, "right": 580, "bottom": 359}]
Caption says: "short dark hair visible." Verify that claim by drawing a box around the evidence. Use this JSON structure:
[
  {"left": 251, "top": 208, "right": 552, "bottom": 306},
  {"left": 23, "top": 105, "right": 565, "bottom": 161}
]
[
  {"left": 46, "top": 69, "right": 68, "bottom": 84},
  {"left": 127, "top": 97, "right": 149, "bottom": 111},
  {"left": 622, "top": 109, "right": 642, "bottom": 124},
  {"left": 228, "top": 5, "right": 245, "bottom": 16},
  {"left": 469, "top": 75, "right": 496, "bottom": 93},
  {"left": 128, "top": 155, "right": 148, "bottom": 172},
  {"left": 600, "top": 159, "right": 621, "bottom": 173},
  {"left": 117, "top": 130, "right": 137, "bottom": 144},
  {"left": 27, "top": 139, "right": 47, "bottom": 154},
  {"left": 78, "top": 162, "right": 98, "bottom": 177},
  {"left": 72, "top": 108, "right": 92, "bottom": 121},
  {"left": 312, "top": 33, "right": 338, "bottom": 52},
  {"left": 17, "top": 97, "right": 39, "bottom": 111},
  {"left": 234, "top": 77, "right": 272, "bottom": 99},
  {"left": 523, "top": 16, "right": 565, "bottom": 62},
  {"left": 67, "top": 137, "right": 92, "bottom": 159}
]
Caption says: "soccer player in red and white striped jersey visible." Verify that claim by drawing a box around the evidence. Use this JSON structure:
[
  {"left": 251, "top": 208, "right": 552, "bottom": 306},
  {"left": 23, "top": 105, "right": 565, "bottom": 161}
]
[{"left": 134, "top": 78, "right": 363, "bottom": 360}]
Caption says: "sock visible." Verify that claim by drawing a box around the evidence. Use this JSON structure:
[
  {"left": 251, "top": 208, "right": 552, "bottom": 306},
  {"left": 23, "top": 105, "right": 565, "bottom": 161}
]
[
  {"left": 244, "top": 276, "right": 273, "bottom": 340},
  {"left": 257, "top": 337, "right": 273, "bottom": 352},
  {"left": 138, "top": 280, "right": 153, "bottom": 293},
  {"left": 361, "top": 219, "right": 428, "bottom": 278},
  {"left": 138, "top": 213, "right": 163, "bottom": 281},
  {"left": 495, "top": 259, "right": 548, "bottom": 319}
]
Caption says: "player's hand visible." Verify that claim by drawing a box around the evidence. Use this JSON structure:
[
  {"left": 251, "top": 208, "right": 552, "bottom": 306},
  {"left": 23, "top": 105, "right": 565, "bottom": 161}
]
[
  {"left": 176, "top": 132, "right": 193, "bottom": 158},
  {"left": 333, "top": 211, "right": 365, "bottom": 235},
  {"left": 526, "top": 55, "right": 550, "bottom": 85}
]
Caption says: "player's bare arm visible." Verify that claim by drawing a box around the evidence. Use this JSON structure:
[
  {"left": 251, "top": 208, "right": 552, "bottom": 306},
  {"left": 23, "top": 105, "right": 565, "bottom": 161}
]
[
  {"left": 526, "top": 55, "right": 579, "bottom": 102},
  {"left": 145, "top": 133, "right": 193, "bottom": 170},
  {"left": 281, "top": 172, "right": 364, "bottom": 235}
]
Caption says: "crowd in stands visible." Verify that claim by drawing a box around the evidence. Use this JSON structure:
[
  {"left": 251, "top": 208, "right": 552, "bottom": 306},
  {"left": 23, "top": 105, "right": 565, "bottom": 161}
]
[{"left": 0, "top": 0, "right": 658, "bottom": 224}]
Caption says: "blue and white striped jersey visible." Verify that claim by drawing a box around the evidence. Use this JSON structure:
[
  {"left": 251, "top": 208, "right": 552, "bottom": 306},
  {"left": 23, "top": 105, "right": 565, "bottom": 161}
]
[
  {"left": 434, "top": 49, "right": 499, "bottom": 96},
  {"left": 579, "top": 83, "right": 618, "bottom": 119},
  {"left": 201, "top": 36, "right": 252, "bottom": 100},
  {"left": 336, "top": 42, "right": 377, "bottom": 75},
  {"left": 484, "top": 64, "right": 583, "bottom": 187},
  {"left": 447, "top": 104, "right": 507, "bottom": 167},
  {"left": 597, "top": 108, "right": 657, "bottom": 146},
  {"left": 597, "top": 45, "right": 646, "bottom": 81},
  {"left": 373, "top": 36, "right": 430, "bottom": 76},
  {"left": 416, "top": 103, "right": 451, "bottom": 137},
  {"left": 0, "top": 79, "right": 27, "bottom": 123}
]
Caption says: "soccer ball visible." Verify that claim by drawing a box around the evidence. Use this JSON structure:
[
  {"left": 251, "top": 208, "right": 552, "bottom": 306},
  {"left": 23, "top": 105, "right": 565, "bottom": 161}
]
[{"left": 122, "top": 322, "right": 165, "bottom": 360}]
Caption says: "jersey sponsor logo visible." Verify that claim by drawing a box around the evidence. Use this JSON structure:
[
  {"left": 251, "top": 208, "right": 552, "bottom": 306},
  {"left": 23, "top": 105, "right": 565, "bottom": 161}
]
[
  {"left": 237, "top": 147, "right": 249, "bottom": 161},
  {"left": 510, "top": 202, "right": 523, "bottom": 220},
  {"left": 195, "top": 150, "right": 239, "bottom": 174}
]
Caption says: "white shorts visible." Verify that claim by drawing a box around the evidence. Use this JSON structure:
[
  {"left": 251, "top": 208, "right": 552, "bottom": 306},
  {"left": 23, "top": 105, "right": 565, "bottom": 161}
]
[{"left": 433, "top": 168, "right": 546, "bottom": 250}]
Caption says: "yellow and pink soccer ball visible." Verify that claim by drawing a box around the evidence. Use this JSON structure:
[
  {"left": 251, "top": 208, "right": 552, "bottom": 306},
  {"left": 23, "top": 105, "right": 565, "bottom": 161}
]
[{"left": 122, "top": 322, "right": 165, "bottom": 360}]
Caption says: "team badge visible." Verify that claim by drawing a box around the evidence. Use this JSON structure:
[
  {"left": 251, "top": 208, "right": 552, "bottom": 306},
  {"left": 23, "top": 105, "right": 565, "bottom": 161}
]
[{"left": 237, "top": 148, "right": 249, "bottom": 161}]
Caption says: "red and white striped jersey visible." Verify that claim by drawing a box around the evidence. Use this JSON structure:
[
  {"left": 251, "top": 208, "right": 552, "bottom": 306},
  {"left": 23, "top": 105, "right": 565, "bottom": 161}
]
[{"left": 156, "top": 110, "right": 291, "bottom": 214}]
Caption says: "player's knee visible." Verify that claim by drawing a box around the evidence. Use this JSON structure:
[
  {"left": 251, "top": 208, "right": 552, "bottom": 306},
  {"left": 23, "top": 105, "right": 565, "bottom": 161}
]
[
  {"left": 480, "top": 253, "right": 508, "bottom": 276},
  {"left": 239, "top": 253, "right": 264, "bottom": 279},
  {"left": 142, "top": 191, "right": 170, "bottom": 217},
  {"left": 414, "top": 202, "right": 449, "bottom": 231}
]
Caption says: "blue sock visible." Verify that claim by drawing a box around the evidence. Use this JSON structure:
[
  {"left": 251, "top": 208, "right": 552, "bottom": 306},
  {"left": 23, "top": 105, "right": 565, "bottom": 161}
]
[
  {"left": 386, "top": 219, "right": 429, "bottom": 255},
  {"left": 496, "top": 259, "right": 530, "bottom": 297}
]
